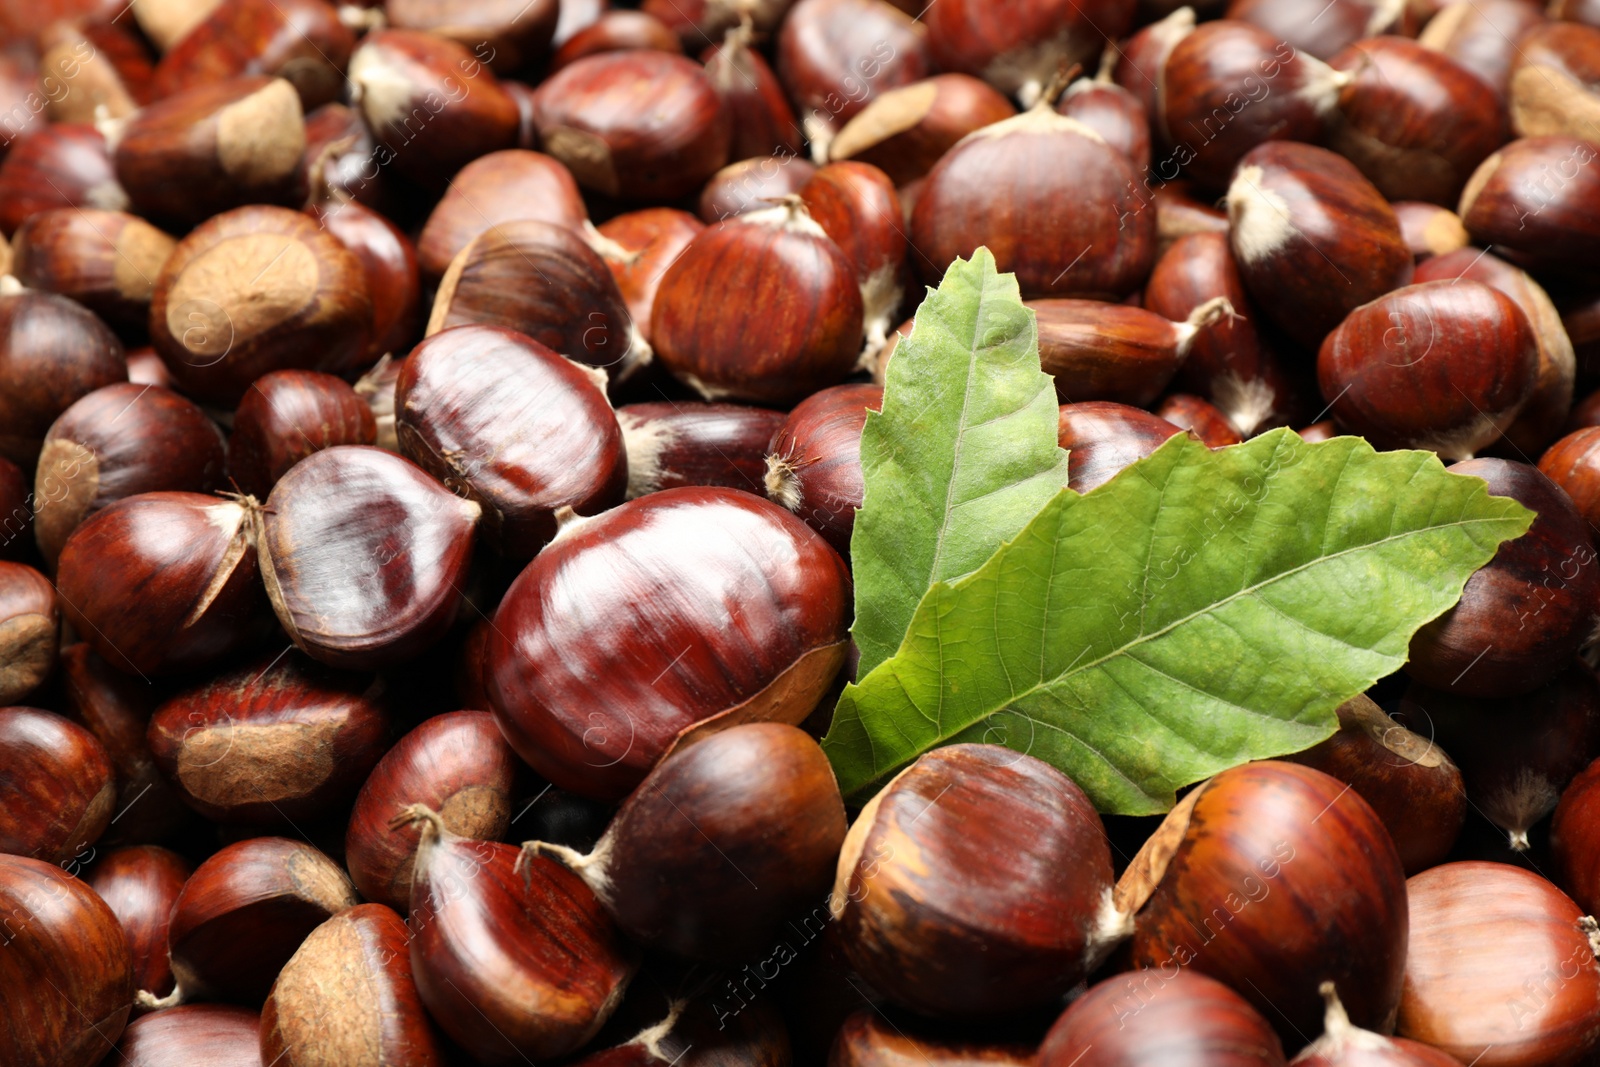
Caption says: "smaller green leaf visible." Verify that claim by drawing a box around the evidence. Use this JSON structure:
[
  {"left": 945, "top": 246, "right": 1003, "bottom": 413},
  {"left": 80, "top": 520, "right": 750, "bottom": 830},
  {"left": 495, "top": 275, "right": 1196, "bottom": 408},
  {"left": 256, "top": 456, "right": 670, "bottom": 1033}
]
[{"left": 824, "top": 430, "right": 1534, "bottom": 813}]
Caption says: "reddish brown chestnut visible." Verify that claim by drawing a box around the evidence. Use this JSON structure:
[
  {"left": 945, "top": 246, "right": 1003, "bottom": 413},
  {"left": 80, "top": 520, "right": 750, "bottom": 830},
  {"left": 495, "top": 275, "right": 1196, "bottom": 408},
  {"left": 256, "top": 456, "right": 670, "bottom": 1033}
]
[
  {"left": 10, "top": 208, "right": 175, "bottom": 332},
  {"left": 1057, "top": 401, "right": 1184, "bottom": 492},
  {"left": 616, "top": 401, "right": 787, "bottom": 499},
  {"left": 642, "top": 0, "right": 789, "bottom": 45},
  {"left": 1509, "top": 22, "right": 1600, "bottom": 142},
  {"left": 300, "top": 101, "right": 393, "bottom": 213},
  {"left": 0, "top": 563, "right": 57, "bottom": 705},
  {"left": 1418, "top": 0, "right": 1550, "bottom": 98},
  {"left": 1293, "top": 981, "right": 1465, "bottom": 1066},
  {"left": 0, "top": 288, "right": 125, "bottom": 467},
  {"left": 1393, "top": 201, "right": 1471, "bottom": 261},
  {"left": 0, "top": 706, "right": 115, "bottom": 863},
  {"left": 553, "top": 10, "right": 681, "bottom": 70},
  {"left": 384, "top": 0, "right": 558, "bottom": 72},
  {"left": 132, "top": 0, "right": 228, "bottom": 52},
  {"left": 1459, "top": 136, "right": 1600, "bottom": 272},
  {"left": 0, "top": 124, "right": 127, "bottom": 238},
  {"left": 1227, "top": 0, "right": 1403, "bottom": 59},
  {"left": 592, "top": 208, "right": 705, "bottom": 340},
  {"left": 111, "top": 1004, "right": 263, "bottom": 1066},
  {"left": 1157, "top": 394, "right": 1246, "bottom": 447},
  {"left": 1541, "top": 426, "right": 1600, "bottom": 528},
  {"left": 800, "top": 160, "right": 907, "bottom": 363},
  {"left": 36, "top": 20, "right": 151, "bottom": 127},
  {"left": 1553, "top": 756, "right": 1600, "bottom": 914},
  {"left": 765, "top": 383, "right": 883, "bottom": 554},
  {"left": 1057, "top": 75, "right": 1151, "bottom": 172},
  {"left": 310, "top": 198, "right": 421, "bottom": 361},
  {"left": 923, "top": 0, "right": 1136, "bottom": 106},
  {"left": 151, "top": 0, "right": 355, "bottom": 110},
  {"left": 486, "top": 487, "right": 851, "bottom": 799},
  {"left": 828, "top": 73, "right": 1016, "bottom": 186},
  {"left": 702, "top": 18, "right": 803, "bottom": 162},
  {"left": 228, "top": 370, "right": 378, "bottom": 499},
  {"left": 1114, "top": 6, "right": 1195, "bottom": 121},
  {"left": 1033, "top": 296, "right": 1235, "bottom": 407},
  {"left": 414, "top": 149, "right": 585, "bottom": 284},
  {"left": 88, "top": 845, "right": 191, "bottom": 1004},
  {"left": 698, "top": 155, "right": 817, "bottom": 222}
]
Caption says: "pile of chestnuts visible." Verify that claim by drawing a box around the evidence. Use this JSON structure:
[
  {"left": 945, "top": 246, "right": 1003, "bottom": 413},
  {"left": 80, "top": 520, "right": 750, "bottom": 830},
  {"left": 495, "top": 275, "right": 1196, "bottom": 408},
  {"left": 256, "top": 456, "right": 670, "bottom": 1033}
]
[{"left": 6, "top": 0, "right": 1600, "bottom": 1062}]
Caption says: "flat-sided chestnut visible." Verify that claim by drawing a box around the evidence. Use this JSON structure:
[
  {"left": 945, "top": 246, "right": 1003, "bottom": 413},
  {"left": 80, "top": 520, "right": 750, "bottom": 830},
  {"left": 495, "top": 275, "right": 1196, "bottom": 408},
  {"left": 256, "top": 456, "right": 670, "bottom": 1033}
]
[
  {"left": 0, "top": 563, "right": 57, "bottom": 704},
  {"left": 34, "top": 382, "right": 226, "bottom": 568},
  {"left": 831, "top": 1009, "right": 1034, "bottom": 1065},
  {"left": 151, "top": 0, "right": 355, "bottom": 110},
  {"left": 0, "top": 289, "right": 125, "bottom": 467},
  {"left": 256, "top": 446, "right": 481, "bottom": 670},
  {"left": 1406, "top": 458, "right": 1599, "bottom": 698},
  {"left": 10, "top": 208, "right": 176, "bottom": 332},
  {"left": 591, "top": 208, "right": 705, "bottom": 338},
  {"left": 149, "top": 204, "right": 372, "bottom": 405},
  {"left": 0, "top": 124, "right": 127, "bottom": 238},
  {"left": 1122, "top": 761, "right": 1409, "bottom": 1043},
  {"left": 111, "top": 1004, "right": 263, "bottom": 1066},
  {"left": 228, "top": 370, "right": 377, "bottom": 498},
  {"left": 415, "top": 149, "right": 585, "bottom": 283},
  {"left": 1033, "top": 296, "right": 1234, "bottom": 407},
  {"left": 833, "top": 744, "right": 1126, "bottom": 1020},
  {"left": 924, "top": 0, "right": 1136, "bottom": 106},
  {"left": 702, "top": 18, "right": 802, "bottom": 162},
  {"left": 0, "top": 705, "right": 115, "bottom": 863},
  {"left": 88, "top": 846, "right": 191, "bottom": 1005},
  {"left": 261, "top": 903, "right": 447, "bottom": 1065},
  {"left": 828, "top": 73, "right": 1016, "bottom": 185},
  {"left": 553, "top": 10, "right": 681, "bottom": 70},
  {"left": 1393, "top": 201, "right": 1471, "bottom": 261},
  {"left": 765, "top": 383, "right": 883, "bottom": 554},
  {"left": 1459, "top": 136, "right": 1600, "bottom": 272},
  {"left": 1156, "top": 394, "right": 1245, "bottom": 447},
  {"left": 698, "top": 155, "right": 817, "bottom": 222},
  {"left": 1057, "top": 401, "right": 1184, "bottom": 492},
  {"left": 616, "top": 401, "right": 786, "bottom": 499},
  {"left": 487, "top": 487, "right": 851, "bottom": 799},
  {"left": 310, "top": 198, "right": 421, "bottom": 361},
  {"left": 1293, "top": 981, "right": 1465, "bottom": 1066},
  {"left": 384, "top": 0, "right": 558, "bottom": 72}
]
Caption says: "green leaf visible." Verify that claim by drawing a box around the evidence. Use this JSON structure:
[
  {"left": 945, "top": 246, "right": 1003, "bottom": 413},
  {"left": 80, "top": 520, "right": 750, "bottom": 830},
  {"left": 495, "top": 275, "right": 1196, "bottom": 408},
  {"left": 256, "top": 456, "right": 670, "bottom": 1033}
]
[
  {"left": 850, "top": 249, "right": 1070, "bottom": 677},
  {"left": 824, "top": 429, "right": 1534, "bottom": 814}
]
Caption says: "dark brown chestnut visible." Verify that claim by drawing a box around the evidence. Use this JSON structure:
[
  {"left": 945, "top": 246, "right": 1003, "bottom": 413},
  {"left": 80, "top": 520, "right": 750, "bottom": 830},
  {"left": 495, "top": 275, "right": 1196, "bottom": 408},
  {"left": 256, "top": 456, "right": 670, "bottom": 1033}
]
[
  {"left": 833, "top": 744, "right": 1125, "bottom": 1020},
  {"left": 88, "top": 845, "right": 191, "bottom": 1005},
  {"left": 1406, "top": 458, "right": 1599, "bottom": 698},
  {"left": 591, "top": 208, "right": 705, "bottom": 338},
  {"left": 310, "top": 198, "right": 421, "bottom": 362},
  {"left": 1459, "top": 136, "right": 1600, "bottom": 272},
  {"left": 1057, "top": 401, "right": 1184, "bottom": 492},
  {"left": 1418, "top": 0, "right": 1549, "bottom": 98},
  {"left": 256, "top": 446, "right": 481, "bottom": 671},
  {"left": 0, "top": 456, "right": 27, "bottom": 561},
  {"left": 414, "top": 149, "right": 585, "bottom": 284},
  {"left": 831, "top": 1009, "right": 1034, "bottom": 1065},
  {"left": 0, "top": 288, "right": 125, "bottom": 467},
  {"left": 800, "top": 160, "right": 907, "bottom": 363},
  {"left": 1057, "top": 75, "right": 1150, "bottom": 172},
  {"left": 487, "top": 487, "right": 851, "bottom": 799},
  {"left": 828, "top": 73, "right": 1016, "bottom": 186},
  {"left": 111, "top": 1003, "right": 263, "bottom": 1066},
  {"left": 1293, "top": 981, "right": 1465, "bottom": 1066},
  {"left": 0, "top": 124, "right": 127, "bottom": 238},
  {"left": 300, "top": 101, "right": 393, "bottom": 213},
  {"left": 384, "top": 0, "right": 558, "bottom": 72},
  {"left": 702, "top": 17, "right": 803, "bottom": 162},
  {"left": 228, "top": 370, "right": 377, "bottom": 499},
  {"left": 1156, "top": 394, "right": 1246, "bottom": 447},
  {"left": 553, "top": 10, "right": 681, "bottom": 71},
  {"left": 151, "top": 0, "right": 355, "bottom": 110},
  {"left": 765, "top": 383, "right": 883, "bottom": 555},
  {"left": 1114, "top": 6, "right": 1195, "bottom": 121},
  {"left": 34, "top": 382, "right": 226, "bottom": 568},
  {"left": 924, "top": 0, "right": 1136, "bottom": 106},
  {"left": 616, "top": 401, "right": 787, "bottom": 499},
  {"left": 573, "top": 997, "right": 794, "bottom": 1065},
  {"left": 1393, "top": 201, "right": 1471, "bottom": 261},
  {"left": 0, "top": 562, "right": 57, "bottom": 705},
  {"left": 1032, "top": 296, "right": 1235, "bottom": 407},
  {"left": 0, "top": 705, "right": 115, "bottom": 863},
  {"left": 10, "top": 208, "right": 175, "bottom": 332},
  {"left": 698, "top": 155, "right": 817, "bottom": 223},
  {"left": 1553, "top": 756, "right": 1600, "bottom": 914}
]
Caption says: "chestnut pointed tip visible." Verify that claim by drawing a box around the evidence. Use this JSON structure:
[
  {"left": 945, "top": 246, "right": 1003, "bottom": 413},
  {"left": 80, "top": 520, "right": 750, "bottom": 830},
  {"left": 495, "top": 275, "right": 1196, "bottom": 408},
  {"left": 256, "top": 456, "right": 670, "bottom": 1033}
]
[{"left": 764, "top": 453, "right": 803, "bottom": 511}]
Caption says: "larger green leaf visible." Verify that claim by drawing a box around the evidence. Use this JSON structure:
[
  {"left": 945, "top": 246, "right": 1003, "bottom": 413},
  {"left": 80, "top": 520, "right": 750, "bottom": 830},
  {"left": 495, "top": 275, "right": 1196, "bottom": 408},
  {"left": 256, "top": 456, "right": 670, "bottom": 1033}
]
[
  {"left": 824, "top": 429, "right": 1534, "bottom": 813},
  {"left": 850, "top": 249, "right": 1069, "bottom": 677}
]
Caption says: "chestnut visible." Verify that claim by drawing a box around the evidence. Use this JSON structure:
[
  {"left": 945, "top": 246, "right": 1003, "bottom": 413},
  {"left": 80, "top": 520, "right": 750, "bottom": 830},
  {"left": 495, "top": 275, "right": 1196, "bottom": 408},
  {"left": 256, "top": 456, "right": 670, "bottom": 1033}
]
[
  {"left": 151, "top": 0, "right": 355, "bottom": 110},
  {"left": 702, "top": 17, "right": 803, "bottom": 162},
  {"left": 1226, "top": 0, "right": 1402, "bottom": 59},
  {"left": 831, "top": 1009, "right": 1034, "bottom": 1065},
  {"left": 1157, "top": 394, "right": 1245, "bottom": 447},
  {"left": 146, "top": 651, "right": 390, "bottom": 825},
  {"left": 397, "top": 325, "right": 626, "bottom": 557},
  {"left": 0, "top": 705, "right": 115, "bottom": 862},
  {"left": 1542, "top": 426, "right": 1600, "bottom": 528},
  {"left": 911, "top": 87, "right": 1155, "bottom": 300},
  {"left": 1227, "top": 141, "right": 1413, "bottom": 349},
  {"left": 652, "top": 199, "right": 864, "bottom": 405},
  {"left": 1398, "top": 861, "right": 1600, "bottom": 1065},
  {"left": 1057, "top": 75, "right": 1151, "bottom": 172},
  {"left": 1553, "top": 756, "right": 1600, "bottom": 914},
  {"left": 111, "top": 1003, "right": 263, "bottom": 1065},
  {"left": 1316, "top": 280, "right": 1539, "bottom": 458},
  {"left": 55, "top": 492, "right": 265, "bottom": 676},
  {"left": 354, "top": 354, "right": 402, "bottom": 453},
  {"left": 1406, "top": 458, "right": 1599, "bottom": 698},
  {"left": 575, "top": 997, "right": 794, "bottom": 1065},
  {"left": 88, "top": 845, "right": 192, "bottom": 1004},
  {"left": 261, "top": 902, "right": 447, "bottom": 1065},
  {"left": 345, "top": 709, "right": 517, "bottom": 912},
  {"left": 1287, "top": 694, "right": 1467, "bottom": 875},
  {"left": 524, "top": 722, "right": 846, "bottom": 963},
  {"left": 37, "top": 20, "right": 151, "bottom": 127},
  {"left": 1509, "top": 22, "right": 1600, "bottom": 142},
  {"left": 257, "top": 446, "right": 481, "bottom": 671},
  {"left": 486, "top": 487, "right": 851, "bottom": 799},
  {"left": 592, "top": 208, "right": 706, "bottom": 338},
  {"left": 148, "top": 204, "right": 372, "bottom": 406},
  {"left": 385, "top": 0, "right": 558, "bottom": 72},
  {"left": 833, "top": 744, "right": 1125, "bottom": 1020},
  {"left": 1123, "top": 761, "right": 1409, "bottom": 1043},
  {"left": 1036, "top": 969, "right": 1287, "bottom": 1067},
  {"left": 300, "top": 102, "right": 394, "bottom": 213},
  {"left": 34, "top": 382, "right": 226, "bottom": 568},
  {"left": 1032, "top": 296, "right": 1235, "bottom": 407},
  {"left": 1459, "top": 136, "right": 1600, "bottom": 272},
  {"left": 10, "top": 208, "right": 176, "bottom": 332},
  {"left": 924, "top": 0, "right": 1136, "bottom": 107},
  {"left": 776, "top": 0, "right": 932, "bottom": 160},
  {"left": 310, "top": 198, "right": 421, "bottom": 362},
  {"left": 156, "top": 836, "right": 357, "bottom": 1006},
  {"left": 114, "top": 75, "right": 307, "bottom": 228},
  {"left": 699, "top": 155, "right": 818, "bottom": 222},
  {"left": 133, "top": 0, "right": 229, "bottom": 52},
  {"left": 1056, "top": 401, "right": 1184, "bottom": 492},
  {"left": 765, "top": 383, "right": 883, "bottom": 554},
  {"left": 0, "top": 853, "right": 134, "bottom": 1067},
  {"left": 828, "top": 73, "right": 1016, "bottom": 186},
  {"left": 1293, "top": 981, "right": 1465, "bottom": 1066},
  {"left": 1114, "top": 6, "right": 1195, "bottom": 121},
  {"left": 427, "top": 219, "right": 651, "bottom": 380},
  {"left": 0, "top": 562, "right": 57, "bottom": 704},
  {"left": 529, "top": 51, "right": 731, "bottom": 201},
  {"left": 1393, "top": 201, "right": 1471, "bottom": 261},
  {"left": 1419, "top": 0, "right": 1550, "bottom": 98},
  {"left": 799, "top": 161, "right": 907, "bottom": 363},
  {"left": 0, "top": 456, "right": 27, "bottom": 561},
  {"left": 553, "top": 10, "right": 682, "bottom": 70},
  {"left": 0, "top": 124, "right": 127, "bottom": 238},
  {"left": 643, "top": 0, "right": 790, "bottom": 45},
  {"left": 228, "top": 370, "right": 377, "bottom": 498},
  {"left": 414, "top": 149, "right": 585, "bottom": 284},
  {"left": 398, "top": 806, "right": 636, "bottom": 1062},
  {"left": 616, "top": 401, "right": 787, "bottom": 499},
  {"left": 0, "top": 288, "right": 126, "bottom": 467}
]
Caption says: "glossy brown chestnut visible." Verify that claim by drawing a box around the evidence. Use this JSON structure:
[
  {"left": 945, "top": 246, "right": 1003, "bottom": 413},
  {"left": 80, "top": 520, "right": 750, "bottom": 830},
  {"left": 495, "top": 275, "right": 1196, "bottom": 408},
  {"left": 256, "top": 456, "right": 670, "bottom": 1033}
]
[
  {"left": 0, "top": 852, "right": 134, "bottom": 1067},
  {"left": 345, "top": 709, "right": 517, "bottom": 912},
  {"left": 257, "top": 446, "right": 480, "bottom": 671},
  {"left": 702, "top": 18, "right": 803, "bottom": 162},
  {"left": 413, "top": 149, "right": 585, "bottom": 284},
  {"left": 1286, "top": 694, "right": 1467, "bottom": 875},
  {"left": 765, "top": 383, "right": 883, "bottom": 555},
  {"left": 652, "top": 199, "right": 864, "bottom": 405},
  {"left": 427, "top": 219, "right": 651, "bottom": 380},
  {"left": 347, "top": 29, "right": 519, "bottom": 190},
  {"left": 88, "top": 845, "right": 191, "bottom": 1004},
  {"left": 616, "top": 401, "right": 787, "bottom": 499},
  {"left": 1157, "top": 394, "right": 1246, "bottom": 447},
  {"left": 56, "top": 492, "right": 265, "bottom": 676},
  {"left": 1036, "top": 969, "right": 1287, "bottom": 1067},
  {"left": 592, "top": 208, "right": 706, "bottom": 338},
  {"left": 1459, "top": 136, "right": 1600, "bottom": 272},
  {"left": 487, "top": 487, "right": 851, "bottom": 799},
  {"left": 553, "top": 10, "right": 681, "bottom": 70},
  {"left": 776, "top": 0, "right": 931, "bottom": 160},
  {"left": 1317, "top": 280, "right": 1538, "bottom": 458},
  {"left": 642, "top": 0, "right": 790, "bottom": 45},
  {"left": 1327, "top": 36, "right": 1509, "bottom": 205},
  {"left": 34, "top": 382, "right": 226, "bottom": 568},
  {"left": 36, "top": 19, "right": 152, "bottom": 126},
  {"left": 1292, "top": 981, "right": 1465, "bottom": 1066},
  {"left": 1509, "top": 22, "right": 1600, "bottom": 141},
  {"left": 384, "top": 0, "right": 558, "bottom": 72},
  {"left": 0, "top": 706, "right": 115, "bottom": 863},
  {"left": 1227, "top": 0, "right": 1402, "bottom": 59},
  {"left": 1398, "top": 861, "right": 1600, "bottom": 1065},
  {"left": 911, "top": 93, "right": 1155, "bottom": 299},
  {"left": 1228, "top": 141, "right": 1413, "bottom": 349},
  {"left": 0, "top": 563, "right": 57, "bottom": 705},
  {"left": 524, "top": 723, "right": 846, "bottom": 963},
  {"left": 1057, "top": 401, "right": 1184, "bottom": 492},
  {"left": 111, "top": 1004, "right": 263, "bottom": 1066},
  {"left": 1553, "top": 756, "right": 1600, "bottom": 913},
  {"left": 0, "top": 289, "right": 125, "bottom": 467},
  {"left": 698, "top": 154, "right": 817, "bottom": 222},
  {"left": 300, "top": 102, "right": 393, "bottom": 212},
  {"left": 828, "top": 73, "right": 1016, "bottom": 186},
  {"left": 149, "top": 204, "right": 372, "bottom": 405},
  {"left": 1541, "top": 427, "right": 1600, "bottom": 528},
  {"left": 833, "top": 744, "right": 1124, "bottom": 1020},
  {"left": 310, "top": 198, "right": 421, "bottom": 361},
  {"left": 1114, "top": 6, "right": 1195, "bottom": 121},
  {"left": 399, "top": 807, "right": 635, "bottom": 1062},
  {"left": 530, "top": 51, "right": 730, "bottom": 201},
  {"left": 799, "top": 160, "right": 907, "bottom": 363},
  {"left": 228, "top": 370, "right": 377, "bottom": 499},
  {"left": 1057, "top": 76, "right": 1150, "bottom": 172},
  {"left": 1407, "top": 459, "right": 1599, "bottom": 697},
  {"left": 10, "top": 208, "right": 175, "bottom": 332},
  {"left": 1393, "top": 201, "right": 1471, "bottom": 261},
  {"left": 924, "top": 0, "right": 1136, "bottom": 106},
  {"left": 147, "top": 652, "right": 390, "bottom": 825},
  {"left": 1122, "top": 761, "right": 1409, "bottom": 1043},
  {"left": 262, "top": 902, "right": 446, "bottom": 1066},
  {"left": 1419, "top": 0, "right": 1550, "bottom": 97},
  {"left": 157, "top": 836, "right": 357, "bottom": 1006},
  {"left": 1033, "top": 296, "right": 1234, "bottom": 407},
  {"left": 113, "top": 75, "right": 306, "bottom": 228},
  {"left": 151, "top": 0, "right": 355, "bottom": 110},
  {"left": 831, "top": 1009, "right": 1034, "bottom": 1065},
  {"left": 0, "top": 124, "right": 127, "bottom": 237}
]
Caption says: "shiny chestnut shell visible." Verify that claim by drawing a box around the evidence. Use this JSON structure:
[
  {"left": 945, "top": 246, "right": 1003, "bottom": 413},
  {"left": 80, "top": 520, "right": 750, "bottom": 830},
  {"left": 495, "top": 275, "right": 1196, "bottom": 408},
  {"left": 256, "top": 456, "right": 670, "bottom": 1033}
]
[
  {"left": 1458, "top": 137, "right": 1600, "bottom": 272},
  {"left": 414, "top": 149, "right": 586, "bottom": 284},
  {"left": 0, "top": 289, "right": 126, "bottom": 468},
  {"left": 228, "top": 370, "right": 378, "bottom": 498},
  {"left": 0, "top": 705, "right": 116, "bottom": 863},
  {"left": 87, "top": 846, "right": 191, "bottom": 1005},
  {"left": 765, "top": 383, "right": 883, "bottom": 555},
  {"left": 593, "top": 208, "right": 705, "bottom": 337},
  {"left": 110, "top": 1004, "right": 263, "bottom": 1065},
  {"left": 0, "top": 563, "right": 58, "bottom": 705},
  {"left": 616, "top": 401, "right": 786, "bottom": 499},
  {"left": 1057, "top": 401, "right": 1184, "bottom": 492}
]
